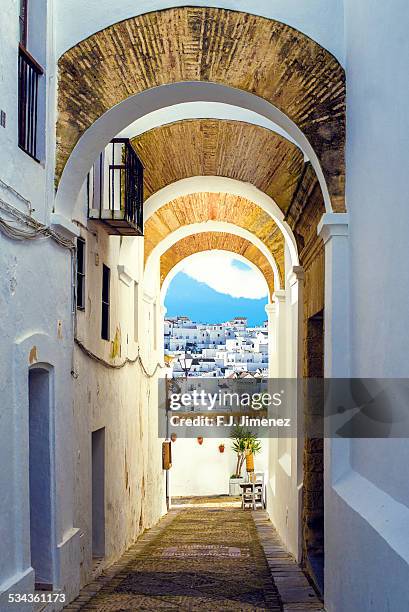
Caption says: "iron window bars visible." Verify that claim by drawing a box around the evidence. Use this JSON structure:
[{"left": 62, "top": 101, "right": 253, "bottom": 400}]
[{"left": 18, "top": 44, "right": 44, "bottom": 161}]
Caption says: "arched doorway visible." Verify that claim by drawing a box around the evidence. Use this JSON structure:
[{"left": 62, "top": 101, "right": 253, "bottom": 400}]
[{"left": 28, "top": 365, "right": 55, "bottom": 590}]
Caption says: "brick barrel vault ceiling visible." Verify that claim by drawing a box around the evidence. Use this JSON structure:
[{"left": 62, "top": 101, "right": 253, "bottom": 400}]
[
  {"left": 144, "top": 192, "right": 285, "bottom": 286},
  {"left": 56, "top": 7, "right": 346, "bottom": 210},
  {"left": 160, "top": 232, "right": 275, "bottom": 296},
  {"left": 131, "top": 119, "right": 304, "bottom": 213}
]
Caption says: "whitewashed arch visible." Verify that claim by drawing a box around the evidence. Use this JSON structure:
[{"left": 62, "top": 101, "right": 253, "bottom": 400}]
[
  {"left": 160, "top": 250, "right": 269, "bottom": 304},
  {"left": 53, "top": 82, "right": 333, "bottom": 230},
  {"left": 143, "top": 220, "right": 281, "bottom": 298},
  {"left": 143, "top": 177, "right": 299, "bottom": 267},
  {"left": 117, "top": 102, "right": 301, "bottom": 149}
]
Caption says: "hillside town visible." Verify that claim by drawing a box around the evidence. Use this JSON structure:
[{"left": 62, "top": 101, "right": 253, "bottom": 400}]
[{"left": 164, "top": 316, "right": 269, "bottom": 377}]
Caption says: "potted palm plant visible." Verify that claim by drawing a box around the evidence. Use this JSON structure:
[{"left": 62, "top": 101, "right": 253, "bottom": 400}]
[
  {"left": 229, "top": 427, "right": 249, "bottom": 495},
  {"left": 229, "top": 427, "right": 262, "bottom": 494}
]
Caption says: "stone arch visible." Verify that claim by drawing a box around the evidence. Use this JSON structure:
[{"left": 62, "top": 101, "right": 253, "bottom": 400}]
[
  {"left": 160, "top": 235, "right": 274, "bottom": 297},
  {"left": 143, "top": 221, "right": 281, "bottom": 297},
  {"left": 144, "top": 192, "right": 286, "bottom": 286},
  {"left": 55, "top": 7, "right": 345, "bottom": 217},
  {"left": 143, "top": 176, "right": 300, "bottom": 266}
]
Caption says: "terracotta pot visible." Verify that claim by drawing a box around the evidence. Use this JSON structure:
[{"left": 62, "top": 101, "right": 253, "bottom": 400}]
[
  {"left": 170, "top": 432, "right": 177, "bottom": 443},
  {"left": 197, "top": 436, "right": 204, "bottom": 445},
  {"left": 219, "top": 444, "right": 225, "bottom": 453}
]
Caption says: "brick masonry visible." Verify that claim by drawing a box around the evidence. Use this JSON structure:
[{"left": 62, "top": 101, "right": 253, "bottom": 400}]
[
  {"left": 56, "top": 7, "right": 345, "bottom": 211},
  {"left": 132, "top": 119, "right": 305, "bottom": 213},
  {"left": 144, "top": 191, "right": 285, "bottom": 288}
]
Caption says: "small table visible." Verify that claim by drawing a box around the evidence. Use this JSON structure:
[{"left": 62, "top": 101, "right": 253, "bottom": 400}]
[
  {"left": 239, "top": 482, "right": 263, "bottom": 509},
  {"left": 239, "top": 483, "right": 254, "bottom": 493}
]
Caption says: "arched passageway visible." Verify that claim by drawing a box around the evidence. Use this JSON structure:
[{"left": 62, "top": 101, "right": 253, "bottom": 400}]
[
  {"left": 160, "top": 236, "right": 275, "bottom": 298},
  {"left": 144, "top": 192, "right": 286, "bottom": 287},
  {"left": 44, "top": 5, "right": 346, "bottom": 610},
  {"left": 7, "top": 0, "right": 409, "bottom": 611}
]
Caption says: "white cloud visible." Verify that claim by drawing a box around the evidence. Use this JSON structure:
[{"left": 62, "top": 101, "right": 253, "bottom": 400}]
[{"left": 179, "top": 251, "right": 268, "bottom": 299}]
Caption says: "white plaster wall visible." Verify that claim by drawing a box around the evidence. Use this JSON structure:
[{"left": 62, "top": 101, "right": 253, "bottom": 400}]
[
  {"left": 54, "top": 0, "right": 344, "bottom": 63},
  {"left": 265, "top": 275, "right": 303, "bottom": 561},
  {"left": 0, "top": 3, "right": 79, "bottom": 607},
  {"left": 170, "top": 438, "right": 269, "bottom": 497},
  {"left": 0, "top": 235, "right": 78, "bottom": 610},
  {"left": 72, "top": 189, "right": 166, "bottom": 588},
  {"left": 0, "top": 1, "right": 49, "bottom": 222},
  {"left": 266, "top": 434, "right": 300, "bottom": 560},
  {"left": 324, "top": 2, "right": 409, "bottom": 610}
]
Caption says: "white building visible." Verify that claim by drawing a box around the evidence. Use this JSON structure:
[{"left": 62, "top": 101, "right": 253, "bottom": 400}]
[
  {"left": 166, "top": 318, "right": 268, "bottom": 376},
  {"left": 1, "top": 1, "right": 409, "bottom": 611}
]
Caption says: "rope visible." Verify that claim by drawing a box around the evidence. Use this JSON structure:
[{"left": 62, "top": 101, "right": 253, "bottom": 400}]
[{"left": 74, "top": 337, "right": 164, "bottom": 378}]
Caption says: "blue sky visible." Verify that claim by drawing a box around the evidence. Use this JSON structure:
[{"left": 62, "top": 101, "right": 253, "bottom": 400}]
[{"left": 164, "top": 251, "right": 268, "bottom": 326}]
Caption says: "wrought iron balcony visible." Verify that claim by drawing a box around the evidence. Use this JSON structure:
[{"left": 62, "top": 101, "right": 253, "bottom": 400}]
[{"left": 88, "top": 139, "right": 144, "bottom": 236}]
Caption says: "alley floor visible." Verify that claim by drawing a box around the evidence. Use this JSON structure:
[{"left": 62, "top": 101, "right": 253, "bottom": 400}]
[{"left": 64, "top": 498, "right": 323, "bottom": 611}]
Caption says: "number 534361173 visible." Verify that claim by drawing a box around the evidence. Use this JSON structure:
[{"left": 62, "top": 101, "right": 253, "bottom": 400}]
[{"left": 8, "top": 593, "right": 66, "bottom": 604}]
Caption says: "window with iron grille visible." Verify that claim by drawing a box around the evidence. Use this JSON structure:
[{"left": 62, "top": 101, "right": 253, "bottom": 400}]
[
  {"left": 101, "top": 265, "right": 110, "bottom": 341},
  {"left": 76, "top": 238, "right": 86, "bottom": 310},
  {"left": 18, "top": 0, "right": 44, "bottom": 161}
]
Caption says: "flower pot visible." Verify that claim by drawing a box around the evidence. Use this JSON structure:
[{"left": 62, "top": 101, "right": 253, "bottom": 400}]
[
  {"left": 197, "top": 436, "right": 204, "bottom": 445},
  {"left": 229, "top": 476, "right": 244, "bottom": 496},
  {"left": 218, "top": 444, "right": 225, "bottom": 453}
]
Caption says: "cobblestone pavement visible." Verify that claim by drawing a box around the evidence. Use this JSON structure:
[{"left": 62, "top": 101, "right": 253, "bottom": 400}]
[{"left": 64, "top": 499, "right": 324, "bottom": 612}]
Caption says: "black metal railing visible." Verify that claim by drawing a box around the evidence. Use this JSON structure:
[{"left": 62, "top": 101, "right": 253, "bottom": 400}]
[
  {"left": 18, "top": 44, "right": 44, "bottom": 161},
  {"left": 108, "top": 138, "right": 144, "bottom": 233}
]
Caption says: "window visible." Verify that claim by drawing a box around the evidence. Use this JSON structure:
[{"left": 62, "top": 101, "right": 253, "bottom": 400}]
[
  {"left": 101, "top": 265, "right": 110, "bottom": 340},
  {"left": 76, "top": 238, "right": 86, "bottom": 310},
  {"left": 18, "top": 0, "right": 44, "bottom": 160}
]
